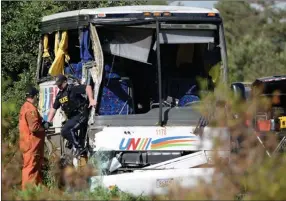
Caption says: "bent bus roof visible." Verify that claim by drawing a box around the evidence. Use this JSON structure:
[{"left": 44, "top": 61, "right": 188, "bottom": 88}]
[
  {"left": 40, "top": 5, "right": 221, "bottom": 33},
  {"left": 42, "top": 6, "right": 220, "bottom": 21}
]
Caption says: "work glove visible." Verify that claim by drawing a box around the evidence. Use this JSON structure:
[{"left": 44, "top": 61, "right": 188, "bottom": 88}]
[{"left": 42, "top": 121, "right": 52, "bottom": 130}]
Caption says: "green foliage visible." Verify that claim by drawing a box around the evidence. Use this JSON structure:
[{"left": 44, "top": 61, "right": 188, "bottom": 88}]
[
  {"left": 2, "top": 71, "right": 37, "bottom": 144},
  {"left": 242, "top": 155, "right": 286, "bottom": 200},
  {"left": 2, "top": 79, "right": 18, "bottom": 144},
  {"left": 4, "top": 183, "right": 152, "bottom": 200},
  {"left": 215, "top": 1, "right": 286, "bottom": 82},
  {"left": 228, "top": 34, "right": 286, "bottom": 81},
  {"left": 1, "top": 1, "right": 61, "bottom": 79},
  {"left": 52, "top": 0, "right": 149, "bottom": 12},
  {"left": 42, "top": 157, "right": 58, "bottom": 189},
  {"left": 215, "top": 1, "right": 261, "bottom": 46},
  {"left": 144, "top": 0, "right": 168, "bottom": 5}
]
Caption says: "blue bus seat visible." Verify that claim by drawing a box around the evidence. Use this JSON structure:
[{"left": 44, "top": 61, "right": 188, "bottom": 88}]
[
  {"left": 98, "top": 64, "right": 134, "bottom": 115},
  {"left": 167, "top": 78, "right": 200, "bottom": 107}
]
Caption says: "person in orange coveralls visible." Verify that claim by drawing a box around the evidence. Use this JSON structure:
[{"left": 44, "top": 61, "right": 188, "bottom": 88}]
[{"left": 19, "top": 86, "right": 46, "bottom": 190}]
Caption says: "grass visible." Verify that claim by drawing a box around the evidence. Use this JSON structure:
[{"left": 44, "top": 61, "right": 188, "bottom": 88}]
[{"left": 9, "top": 185, "right": 150, "bottom": 200}]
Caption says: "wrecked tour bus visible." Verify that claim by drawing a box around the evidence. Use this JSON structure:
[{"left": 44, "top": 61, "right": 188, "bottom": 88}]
[{"left": 37, "top": 6, "right": 230, "bottom": 195}]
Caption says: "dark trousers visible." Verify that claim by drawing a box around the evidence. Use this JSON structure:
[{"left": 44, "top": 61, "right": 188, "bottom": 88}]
[{"left": 61, "top": 113, "right": 88, "bottom": 149}]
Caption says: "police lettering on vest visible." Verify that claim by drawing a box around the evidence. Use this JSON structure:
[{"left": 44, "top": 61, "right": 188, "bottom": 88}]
[
  {"left": 59, "top": 96, "right": 68, "bottom": 104},
  {"left": 53, "top": 84, "right": 88, "bottom": 119}
]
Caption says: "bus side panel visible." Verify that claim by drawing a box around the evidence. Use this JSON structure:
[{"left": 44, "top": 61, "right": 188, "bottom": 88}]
[{"left": 38, "top": 81, "right": 66, "bottom": 133}]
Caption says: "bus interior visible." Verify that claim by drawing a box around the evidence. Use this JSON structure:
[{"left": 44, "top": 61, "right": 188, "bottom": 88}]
[{"left": 39, "top": 24, "right": 222, "bottom": 117}]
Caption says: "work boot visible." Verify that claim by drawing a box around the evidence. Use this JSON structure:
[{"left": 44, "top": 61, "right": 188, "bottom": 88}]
[
  {"left": 65, "top": 141, "right": 73, "bottom": 149},
  {"left": 74, "top": 147, "right": 87, "bottom": 158}
]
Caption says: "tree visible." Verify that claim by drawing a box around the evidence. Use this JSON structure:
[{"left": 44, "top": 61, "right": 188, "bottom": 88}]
[
  {"left": 228, "top": 34, "right": 286, "bottom": 81},
  {"left": 215, "top": 1, "right": 262, "bottom": 46},
  {"left": 215, "top": 0, "right": 286, "bottom": 82},
  {"left": 1, "top": 0, "right": 146, "bottom": 145}
]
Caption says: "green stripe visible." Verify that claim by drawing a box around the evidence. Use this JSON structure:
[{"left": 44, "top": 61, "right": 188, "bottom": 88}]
[
  {"left": 138, "top": 138, "right": 146, "bottom": 150},
  {"left": 151, "top": 144, "right": 194, "bottom": 150}
]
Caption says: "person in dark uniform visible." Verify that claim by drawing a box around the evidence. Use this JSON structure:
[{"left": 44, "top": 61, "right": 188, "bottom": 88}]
[{"left": 45, "top": 74, "right": 96, "bottom": 156}]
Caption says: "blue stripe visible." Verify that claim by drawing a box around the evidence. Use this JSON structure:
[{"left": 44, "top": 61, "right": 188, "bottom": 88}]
[
  {"left": 43, "top": 88, "right": 47, "bottom": 120},
  {"left": 145, "top": 138, "right": 152, "bottom": 150},
  {"left": 152, "top": 136, "right": 196, "bottom": 144}
]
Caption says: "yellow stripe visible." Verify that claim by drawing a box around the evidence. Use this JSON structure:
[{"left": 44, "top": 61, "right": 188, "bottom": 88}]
[
  {"left": 38, "top": 88, "right": 43, "bottom": 114},
  {"left": 138, "top": 138, "right": 146, "bottom": 150}
]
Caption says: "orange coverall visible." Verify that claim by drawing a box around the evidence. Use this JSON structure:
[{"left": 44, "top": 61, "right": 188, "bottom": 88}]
[{"left": 19, "top": 101, "right": 45, "bottom": 190}]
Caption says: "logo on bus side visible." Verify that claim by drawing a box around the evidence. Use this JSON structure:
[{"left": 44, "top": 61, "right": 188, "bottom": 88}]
[
  {"left": 119, "top": 138, "right": 152, "bottom": 150},
  {"left": 119, "top": 136, "right": 199, "bottom": 150}
]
